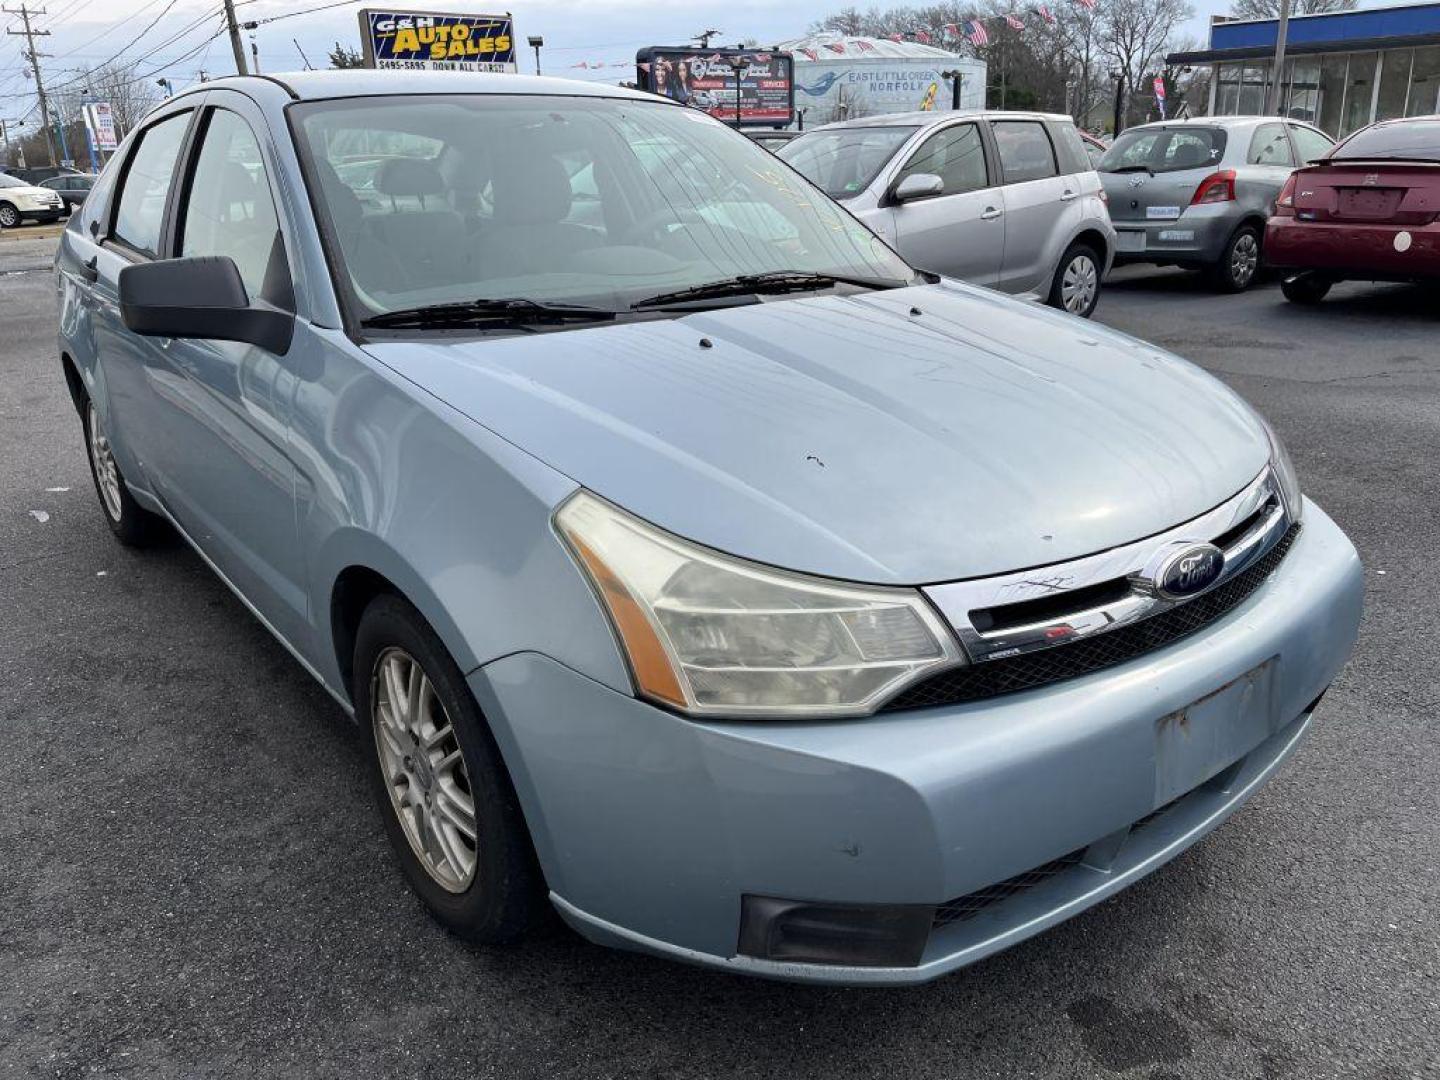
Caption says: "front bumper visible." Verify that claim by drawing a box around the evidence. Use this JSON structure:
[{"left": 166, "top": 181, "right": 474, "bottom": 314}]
[
  {"left": 469, "top": 501, "right": 1362, "bottom": 985},
  {"left": 1110, "top": 203, "right": 1239, "bottom": 266},
  {"left": 1266, "top": 216, "right": 1440, "bottom": 279}
]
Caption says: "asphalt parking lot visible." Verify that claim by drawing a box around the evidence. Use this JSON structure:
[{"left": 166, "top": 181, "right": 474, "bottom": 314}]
[{"left": 2, "top": 228, "right": 1436, "bottom": 1079}]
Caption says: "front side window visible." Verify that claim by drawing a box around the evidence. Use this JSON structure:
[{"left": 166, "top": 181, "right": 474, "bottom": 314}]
[
  {"left": 777, "top": 125, "right": 918, "bottom": 198},
  {"left": 296, "top": 95, "right": 913, "bottom": 321},
  {"left": 1248, "top": 123, "right": 1296, "bottom": 167},
  {"left": 896, "top": 124, "right": 989, "bottom": 196},
  {"left": 1288, "top": 124, "right": 1334, "bottom": 163},
  {"left": 179, "top": 109, "right": 284, "bottom": 300},
  {"left": 112, "top": 111, "right": 190, "bottom": 256},
  {"left": 991, "top": 121, "right": 1058, "bottom": 183}
]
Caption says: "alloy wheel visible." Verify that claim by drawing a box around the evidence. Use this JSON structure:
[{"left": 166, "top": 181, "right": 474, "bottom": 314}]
[
  {"left": 0, "top": 204, "right": 18, "bottom": 228},
  {"left": 1230, "top": 232, "right": 1259, "bottom": 288},
  {"left": 87, "top": 402, "right": 124, "bottom": 523},
  {"left": 1061, "top": 254, "right": 1098, "bottom": 314},
  {"left": 371, "top": 646, "right": 479, "bottom": 893}
]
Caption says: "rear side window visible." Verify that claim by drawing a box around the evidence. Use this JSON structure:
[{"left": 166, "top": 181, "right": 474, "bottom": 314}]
[
  {"left": 1288, "top": 124, "right": 1334, "bottom": 163},
  {"left": 1052, "top": 122, "right": 1094, "bottom": 172},
  {"left": 112, "top": 112, "right": 190, "bottom": 256},
  {"left": 991, "top": 121, "right": 1058, "bottom": 183},
  {"left": 1332, "top": 119, "right": 1440, "bottom": 160},
  {"left": 1248, "top": 123, "right": 1296, "bottom": 167},
  {"left": 1099, "top": 127, "right": 1227, "bottom": 174},
  {"left": 897, "top": 123, "right": 989, "bottom": 196}
]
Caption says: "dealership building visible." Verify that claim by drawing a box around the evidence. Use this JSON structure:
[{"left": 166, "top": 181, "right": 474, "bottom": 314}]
[{"left": 1171, "top": 1, "right": 1440, "bottom": 137}]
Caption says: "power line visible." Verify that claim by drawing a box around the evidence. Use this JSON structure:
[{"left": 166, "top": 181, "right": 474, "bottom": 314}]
[{"left": 3, "top": 3, "right": 55, "bottom": 165}]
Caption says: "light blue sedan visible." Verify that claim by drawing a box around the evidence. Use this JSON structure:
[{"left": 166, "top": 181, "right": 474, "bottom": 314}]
[{"left": 56, "top": 71, "right": 1362, "bottom": 984}]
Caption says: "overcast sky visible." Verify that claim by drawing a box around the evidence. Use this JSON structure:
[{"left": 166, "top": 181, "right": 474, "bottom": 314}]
[{"left": 0, "top": 0, "right": 1381, "bottom": 119}]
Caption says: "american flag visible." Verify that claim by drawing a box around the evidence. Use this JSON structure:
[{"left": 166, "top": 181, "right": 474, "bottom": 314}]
[
  {"left": 1073, "top": 0, "right": 1097, "bottom": 9},
  {"left": 942, "top": 22, "right": 960, "bottom": 37},
  {"left": 1038, "top": 5, "right": 1057, "bottom": 23},
  {"left": 887, "top": 32, "right": 903, "bottom": 42},
  {"left": 855, "top": 39, "right": 875, "bottom": 52},
  {"left": 825, "top": 42, "right": 847, "bottom": 53},
  {"left": 570, "top": 61, "right": 589, "bottom": 69},
  {"left": 802, "top": 47, "right": 819, "bottom": 60},
  {"left": 1006, "top": 13, "right": 1025, "bottom": 30},
  {"left": 966, "top": 19, "right": 990, "bottom": 45},
  {"left": 915, "top": 29, "right": 932, "bottom": 43}
]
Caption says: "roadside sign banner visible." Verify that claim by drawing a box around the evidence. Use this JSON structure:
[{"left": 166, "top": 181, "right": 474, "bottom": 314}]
[
  {"left": 358, "top": 9, "right": 517, "bottom": 72},
  {"left": 84, "top": 102, "right": 118, "bottom": 151}
]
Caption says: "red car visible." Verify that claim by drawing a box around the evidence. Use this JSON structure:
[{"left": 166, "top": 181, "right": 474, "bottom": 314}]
[{"left": 1266, "top": 116, "right": 1440, "bottom": 303}]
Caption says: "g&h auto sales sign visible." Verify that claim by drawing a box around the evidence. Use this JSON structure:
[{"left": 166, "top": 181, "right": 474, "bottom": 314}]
[{"left": 358, "top": 9, "right": 518, "bottom": 72}]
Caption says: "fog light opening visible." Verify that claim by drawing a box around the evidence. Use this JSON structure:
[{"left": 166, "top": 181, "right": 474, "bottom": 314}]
[{"left": 737, "top": 895, "right": 934, "bottom": 968}]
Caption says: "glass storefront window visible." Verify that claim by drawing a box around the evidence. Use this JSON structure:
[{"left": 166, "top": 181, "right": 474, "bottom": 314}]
[
  {"left": 1342, "top": 52, "right": 1379, "bottom": 135},
  {"left": 1238, "top": 63, "right": 1271, "bottom": 114},
  {"left": 1408, "top": 46, "right": 1440, "bottom": 116},
  {"left": 1316, "top": 54, "right": 1348, "bottom": 138},
  {"left": 1287, "top": 59, "right": 1321, "bottom": 123},
  {"left": 1376, "top": 49, "right": 1413, "bottom": 121},
  {"left": 1217, "top": 63, "right": 1241, "bottom": 115}
]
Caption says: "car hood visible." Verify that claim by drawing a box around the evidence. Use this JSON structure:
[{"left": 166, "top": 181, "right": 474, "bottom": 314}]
[{"left": 363, "top": 281, "right": 1269, "bottom": 585}]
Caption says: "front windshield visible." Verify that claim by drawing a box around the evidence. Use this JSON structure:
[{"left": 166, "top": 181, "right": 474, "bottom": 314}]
[
  {"left": 294, "top": 95, "right": 912, "bottom": 320},
  {"left": 778, "top": 126, "right": 917, "bottom": 198},
  {"left": 0, "top": 174, "right": 27, "bottom": 188},
  {"left": 1098, "top": 127, "right": 1227, "bottom": 174}
]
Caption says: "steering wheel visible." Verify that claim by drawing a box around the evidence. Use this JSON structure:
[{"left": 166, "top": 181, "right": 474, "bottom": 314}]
[{"left": 624, "top": 206, "right": 710, "bottom": 244}]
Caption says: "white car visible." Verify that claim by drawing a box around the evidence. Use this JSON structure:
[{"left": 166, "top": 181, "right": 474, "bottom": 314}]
[{"left": 0, "top": 172, "right": 66, "bottom": 226}]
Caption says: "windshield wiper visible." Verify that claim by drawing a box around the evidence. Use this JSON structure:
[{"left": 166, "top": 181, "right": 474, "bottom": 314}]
[
  {"left": 361, "top": 297, "right": 618, "bottom": 330},
  {"left": 1106, "top": 164, "right": 1154, "bottom": 175},
  {"left": 630, "top": 271, "right": 906, "bottom": 311}
]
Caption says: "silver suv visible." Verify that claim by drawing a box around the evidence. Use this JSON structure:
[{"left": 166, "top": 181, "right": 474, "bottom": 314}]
[
  {"left": 780, "top": 111, "right": 1116, "bottom": 318},
  {"left": 1099, "top": 116, "right": 1335, "bottom": 291}
]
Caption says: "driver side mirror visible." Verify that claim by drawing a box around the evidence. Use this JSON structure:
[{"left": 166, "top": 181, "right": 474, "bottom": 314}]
[
  {"left": 119, "top": 256, "right": 293, "bottom": 355},
  {"left": 891, "top": 173, "right": 944, "bottom": 204}
]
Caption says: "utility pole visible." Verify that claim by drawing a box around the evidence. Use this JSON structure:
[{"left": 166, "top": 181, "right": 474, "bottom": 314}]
[
  {"left": 4, "top": 4, "right": 56, "bottom": 166},
  {"left": 222, "top": 0, "right": 249, "bottom": 75},
  {"left": 1266, "top": 0, "right": 1291, "bottom": 115}
]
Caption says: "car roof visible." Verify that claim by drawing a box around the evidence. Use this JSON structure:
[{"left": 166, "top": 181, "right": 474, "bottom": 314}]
[
  {"left": 176, "top": 70, "right": 667, "bottom": 106},
  {"left": 1122, "top": 115, "right": 1307, "bottom": 133},
  {"left": 815, "top": 108, "right": 1073, "bottom": 131}
]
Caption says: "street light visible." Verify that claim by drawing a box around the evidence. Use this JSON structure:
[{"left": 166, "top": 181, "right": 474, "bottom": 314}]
[
  {"left": 528, "top": 35, "right": 543, "bottom": 76},
  {"left": 941, "top": 69, "right": 966, "bottom": 111},
  {"left": 157, "top": 78, "right": 174, "bottom": 98},
  {"left": 725, "top": 54, "right": 748, "bottom": 128}
]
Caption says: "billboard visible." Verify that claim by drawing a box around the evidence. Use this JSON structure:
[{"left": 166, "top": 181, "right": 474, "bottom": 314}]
[
  {"left": 793, "top": 58, "right": 986, "bottom": 124},
  {"left": 83, "top": 102, "right": 118, "bottom": 151},
  {"left": 358, "top": 9, "right": 517, "bottom": 72},
  {"left": 635, "top": 47, "right": 794, "bottom": 127}
]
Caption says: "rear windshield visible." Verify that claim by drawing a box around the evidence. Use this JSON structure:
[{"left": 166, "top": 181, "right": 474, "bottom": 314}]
[
  {"left": 778, "top": 126, "right": 918, "bottom": 198},
  {"left": 1332, "top": 120, "right": 1440, "bottom": 161},
  {"left": 1098, "top": 127, "right": 1227, "bottom": 174}
]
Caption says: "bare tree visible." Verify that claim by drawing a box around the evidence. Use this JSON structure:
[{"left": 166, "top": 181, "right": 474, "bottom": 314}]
[
  {"left": 1101, "top": 0, "right": 1193, "bottom": 104},
  {"left": 1231, "top": 0, "right": 1355, "bottom": 18}
]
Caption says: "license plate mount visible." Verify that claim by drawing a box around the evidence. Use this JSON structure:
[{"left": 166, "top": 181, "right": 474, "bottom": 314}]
[
  {"left": 1116, "top": 230, "right": 1145, "bottom": 253},
  {"left": 1154, "top": 660, "right": 1278, "bottom": 805}
]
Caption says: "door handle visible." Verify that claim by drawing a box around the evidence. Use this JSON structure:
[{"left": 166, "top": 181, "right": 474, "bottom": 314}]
[
  {"left": 980, "top": 206, "right": 1004, "bottom": 220},
  {"left": 1060, "top": 190, "right": 1079, "bottom": 202},
  {"left": 80, "top": 255, "right": 99, "bottom": 283}
]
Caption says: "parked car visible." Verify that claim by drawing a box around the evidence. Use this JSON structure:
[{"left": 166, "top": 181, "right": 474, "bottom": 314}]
[
  {"left": 38, "top": 171, "right": 96, "bottom": 212},
  {"left": 1266, "top": 115, "right": 1440, "bottom": 303},
  {"left": 1099, "top": 116, "right": 1335, "bottom": 291},
  {"left": 1079, "top": 129, "right": 1107, "bottom": 167},
  {"left": 746, "top": 129, "right": 801, "bottom": 152},
  {"left": 58, "top": 72, "right": 1361, "bottom": 985},
  {"left": 0, "top": 171, "right": 66, "bottom": 226},
  {"left": 3, "top": 165, "right": 83, "bottom": 185},
  {"left": 779, "top": 110, "right": 1116, "bottom": 317}
]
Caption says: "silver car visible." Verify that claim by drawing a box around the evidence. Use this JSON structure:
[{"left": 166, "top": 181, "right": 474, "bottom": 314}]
[
  {"left": 1100, "top": 116, "right": 1335, "bottom": 291},
  {"left": 779, "top": 110, "right": 1116, "bottom": 317}
]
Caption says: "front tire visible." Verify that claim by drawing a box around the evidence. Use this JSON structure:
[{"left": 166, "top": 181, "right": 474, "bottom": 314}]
[
  {"left": 1211, "top": 224, "right": 1262, "bottom": 292},
  {"left": 0, "top": 202, "right": 19, "bottom": 228},
  {"left": 354, "top": 594, "right": 544, "bottom": 944},
  {"left": 82, "top": 399, "right": 162, "bottom": 546},
  {"left": 1048, "top": 242, "right": 1102, "bottom": 318},
  {"left": 1281, "top": 272, "right": 1333, "bottom": 305}
]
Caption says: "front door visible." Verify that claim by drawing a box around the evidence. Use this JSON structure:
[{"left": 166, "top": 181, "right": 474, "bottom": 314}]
[{"left": 885, "top": 121, "right": 1004, "bottom": 285}]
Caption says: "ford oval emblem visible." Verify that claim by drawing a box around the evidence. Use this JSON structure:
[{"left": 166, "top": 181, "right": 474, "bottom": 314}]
[{"left": 1155, "top": 544, "right": 1225, "bottom": 600}]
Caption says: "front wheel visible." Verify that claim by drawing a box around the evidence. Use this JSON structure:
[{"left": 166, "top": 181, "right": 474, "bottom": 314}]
[
  {"left": 355, "top": 594, "right": 544, "bottom": 944},
  {"left": 1048, "top": 242, "right": 1102, "bottom": 318},
  {"left": 1211, "top": 224, "right": 1262, "bottom": 292},
  {"left": 0, "top": 203, "right": 19, "bottom": 228},
  {"left": 1281, "top": 272, "right": 1333, "bottom": 305}
]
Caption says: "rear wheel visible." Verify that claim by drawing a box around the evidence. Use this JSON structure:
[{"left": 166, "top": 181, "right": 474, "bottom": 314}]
[
  {"left": 1210, "top": 224, "right": 1262, "bottom": 292},
  {"left": 1048, "top": 242, "right": 1102, "bottom": 318},
  {"left": 355, "top": 594, "right": 544, "bottom": 944},
  {"left": 82, "top": 398, "right": 162, "bottom": 546},
  {"left": 1281, "top": 272, "right": 1333, "bottom": 305}
]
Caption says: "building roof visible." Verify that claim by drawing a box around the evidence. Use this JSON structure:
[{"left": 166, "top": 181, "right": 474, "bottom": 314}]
[
  {"left": 777, "top": 32, "right": 963, "bottom": 61},
  {"left": 1170, "top": 0, "right": 1440, "bottom": 63}
]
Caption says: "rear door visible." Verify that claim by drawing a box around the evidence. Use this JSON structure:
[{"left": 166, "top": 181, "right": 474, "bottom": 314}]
[
  {"left": 1242, "top": 122, "right": 1298, "bottom": 206},
  {"left": 885, "top": 120, "right": 1003, "bottom": 284},
  {"left": 989, "top": 118, "right": 1067, "bottom": 293}
]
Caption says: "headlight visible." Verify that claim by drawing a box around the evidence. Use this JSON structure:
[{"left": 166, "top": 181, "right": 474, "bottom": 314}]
[
  {"left": 556, "top": 492, "right": 964, "bottom": 718},
  {"left": 1261, "top": 417, "right": 1303, "bottom": 522}
]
